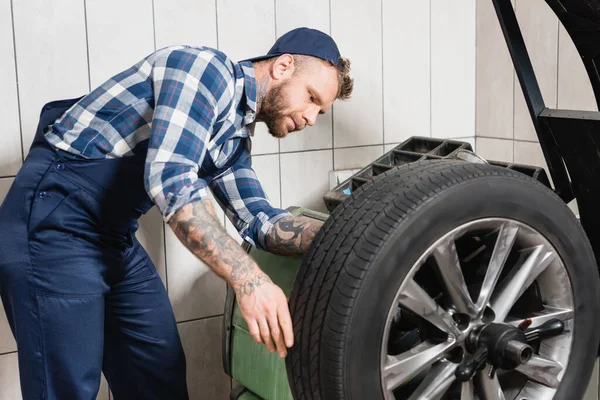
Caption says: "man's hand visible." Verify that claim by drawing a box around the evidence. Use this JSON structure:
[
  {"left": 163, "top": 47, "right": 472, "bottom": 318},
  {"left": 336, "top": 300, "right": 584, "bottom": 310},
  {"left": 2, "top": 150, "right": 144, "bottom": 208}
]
[
  {"left": 265, "top": 215, "right": 324, "bottom": 257},
  {"left": 234, "top": 270, "right": 293, "bottom": 357},
  {"left": 168, "top": 199, "right": 293, "bottom": 357}
]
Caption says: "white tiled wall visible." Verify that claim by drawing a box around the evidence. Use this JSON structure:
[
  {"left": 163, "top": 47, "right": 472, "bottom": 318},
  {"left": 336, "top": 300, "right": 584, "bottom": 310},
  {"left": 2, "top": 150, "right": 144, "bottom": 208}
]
[
  {"left": 475, "top": 0, "right": 597, "bottom": 167},
  {"left": 0, "top": 0, "right": 477, "bottom": 398},
  {"left": 476, "top": 1, "right": 598, "bottom": 395}
]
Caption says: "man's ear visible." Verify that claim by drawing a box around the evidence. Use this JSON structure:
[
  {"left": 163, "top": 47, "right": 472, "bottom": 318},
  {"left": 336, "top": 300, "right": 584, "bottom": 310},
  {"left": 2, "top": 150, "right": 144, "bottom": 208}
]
[{"left": 271, "top": 54, "right": 295, "bottom": 81}]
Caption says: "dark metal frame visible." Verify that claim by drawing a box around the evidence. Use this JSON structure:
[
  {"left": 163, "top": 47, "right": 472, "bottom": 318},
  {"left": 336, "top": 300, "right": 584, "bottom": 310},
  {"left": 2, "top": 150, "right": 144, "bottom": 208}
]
[{"left": 492, "top": 0, "right": 600, "bottom": 267}]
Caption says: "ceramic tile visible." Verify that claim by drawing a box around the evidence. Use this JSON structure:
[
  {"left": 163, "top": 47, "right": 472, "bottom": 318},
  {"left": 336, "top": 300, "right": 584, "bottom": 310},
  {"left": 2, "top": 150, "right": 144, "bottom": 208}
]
[
  {"left": 276, "top": 0, "right": 329, "bottom": 36},
  {"left": 250, "top": 123, "right": 280, "bottom": 156},
  {"left": 476, "top": 0, "right": 514, "bottom": 139},
  {"left": 383, "top": 0, "right": 430, "bottom": 142},
  {"left": 475, "top": 137, "right": 513, "bottom": 163},
  {"left": 334, "top": 146, "right": 383, "bottom": 171},
  {"left": 166, "top": 193, "right": 227, "bottom": 322},
  {"left": 153, "top": 0, "right": 218, "bottom": 50},
  {"left": 0, "top": 0, "right": 22, "bottom": 175},
  {"left": 557, "top": 24, "right": 597, "bottom": 112},
  {"left": 0, "top": 353, "right": 22, "bottom": 399},
  {"left": 250, "top": 154, "right": 281, "bottom": 208},
  {"left": 331, "top": 0, "right": 383, "bottom": 147},
  {"left": 513, "top": 140, "right": 548, "bottom": 169},
  {"left": 279, "top": 113, "right": 333, "bottom": 153},
  {"left": 448, "top": 136, "right": 476, "bottom": 151},
  {"left": 431, "top": 0, "right": 476, "bottom": 139},
  {"left": 513, "top": 0, "right": 559, "bottom": 141},
  {"left": 384, "top": 143, "right": 400, "bottom": 153},
  {"left": 177, "top": 317, "right": 230, "bottom": 399},
  {"left": 12, "top": 0, "right": 89, "bottom": 154},
  {"left": 280, "top": 150, "right": 332, "bottom": 213},
  {"left": 217, "top": 0, "right": 275, "bottom": 61},
  {"left": 86, "top": 0, "right": 155, "bottom": 88},
  {"left": 135, "top": 207, "right": 167, "bottom": 285}
]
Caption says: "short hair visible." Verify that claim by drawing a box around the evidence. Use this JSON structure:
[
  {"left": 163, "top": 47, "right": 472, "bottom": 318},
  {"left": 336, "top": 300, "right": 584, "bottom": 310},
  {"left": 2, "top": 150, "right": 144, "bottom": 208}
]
[{"left": 292, "top": 55, "right": 354, "bottom": 100}]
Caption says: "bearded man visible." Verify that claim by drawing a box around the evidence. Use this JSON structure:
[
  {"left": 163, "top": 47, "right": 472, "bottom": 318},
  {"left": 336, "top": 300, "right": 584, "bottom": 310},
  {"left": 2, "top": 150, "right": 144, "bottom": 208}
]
[{"left": 0, "top": 27, "right": 353, "bottom": 400}]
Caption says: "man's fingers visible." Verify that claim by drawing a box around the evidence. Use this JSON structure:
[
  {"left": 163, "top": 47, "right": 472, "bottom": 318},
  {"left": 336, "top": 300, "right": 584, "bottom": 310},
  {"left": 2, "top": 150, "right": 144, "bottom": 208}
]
[
  {"left": 267, "top": 310, "right": 287, "bottom": 358},
  {"left": 248, "top": 319, "right": 263, "bottom": 345},
  {"left": 278, "top": 299, "right": 294, "bottom": 348},
  {"left": 258, "top": 317, "right": 275, "bottom": 352}
]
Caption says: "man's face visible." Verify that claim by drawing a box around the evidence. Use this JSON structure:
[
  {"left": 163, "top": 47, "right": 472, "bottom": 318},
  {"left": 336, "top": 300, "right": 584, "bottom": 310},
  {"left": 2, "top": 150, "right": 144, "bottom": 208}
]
[{"left": 258, "top": 58, "right": 339, "bottom": 138}]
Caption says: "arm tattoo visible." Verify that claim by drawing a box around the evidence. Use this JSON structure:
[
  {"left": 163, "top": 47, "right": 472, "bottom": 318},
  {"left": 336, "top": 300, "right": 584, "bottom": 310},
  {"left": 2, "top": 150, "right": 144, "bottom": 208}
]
[
  {"left": 168, "top": 200, "right": 263, "bottom": 295},
  {"left": 235, "top": 272, "right": 273, "bottom": 298},
  {"left": 265, "top": 216, "right": 323, "bottom": 257}
]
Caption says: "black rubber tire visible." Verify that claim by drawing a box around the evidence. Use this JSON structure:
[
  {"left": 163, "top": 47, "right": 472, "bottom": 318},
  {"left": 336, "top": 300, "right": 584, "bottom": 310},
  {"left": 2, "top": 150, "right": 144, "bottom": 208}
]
[{"left": 285, "top": 160, "right": 600, "bottom": 400}]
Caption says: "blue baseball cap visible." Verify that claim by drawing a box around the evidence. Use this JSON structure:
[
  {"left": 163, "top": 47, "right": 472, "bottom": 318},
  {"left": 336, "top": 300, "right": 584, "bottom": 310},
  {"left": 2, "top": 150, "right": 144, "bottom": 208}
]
[{"left": 242, "top": 27, "right": 341, "bottom": 67}]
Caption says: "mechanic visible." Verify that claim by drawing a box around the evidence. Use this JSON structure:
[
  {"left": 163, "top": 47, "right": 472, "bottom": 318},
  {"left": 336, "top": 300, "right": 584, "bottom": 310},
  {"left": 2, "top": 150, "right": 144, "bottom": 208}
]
[{"left": 0, "top": 27, "right": 353, "bottom": 399}]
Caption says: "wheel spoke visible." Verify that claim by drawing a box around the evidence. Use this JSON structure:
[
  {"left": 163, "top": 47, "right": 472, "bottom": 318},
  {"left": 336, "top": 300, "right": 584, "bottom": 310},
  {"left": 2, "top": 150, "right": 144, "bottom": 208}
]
[
  {"left": 476, "top": 223, "right": 519, "bottom": 315},
  {"left": 383, "top": 339, "right": 455, "bottom": 391},
  {"left": 505, "top": 306, "right": 573, "bottom": 329},
  {"left": 398, "top": 279, "right": 461, "bottom": 338},
  {"left": 515, "top": 354, "right": 563, "bottom": 388},
  {"left": 433, "top": 239, "right": 477, "bottom": 318},
  {"left": 490, "top": 245, "right": 555, "bottom": 322},
  {"left": 407, "top": 361, "right": 457, "bottom": 400},
  {"left": 475, "top": 370, "right": 506, "bottom": 400},
  {"left": 461, "top": 380, "right": 474, "bottom": 400}
]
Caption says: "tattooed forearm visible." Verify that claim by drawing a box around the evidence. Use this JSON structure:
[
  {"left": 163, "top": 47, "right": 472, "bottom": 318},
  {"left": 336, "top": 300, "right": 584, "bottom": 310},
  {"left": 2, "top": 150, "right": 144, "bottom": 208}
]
[
  {"left": 168, "top": 200, "right": 262, "bottom": 294},
  {"left": 265, "top": 216, "right": 323, "bottom": 257},
  {"left": 235, "top": 272, "right": 273, "bottom": 298}
]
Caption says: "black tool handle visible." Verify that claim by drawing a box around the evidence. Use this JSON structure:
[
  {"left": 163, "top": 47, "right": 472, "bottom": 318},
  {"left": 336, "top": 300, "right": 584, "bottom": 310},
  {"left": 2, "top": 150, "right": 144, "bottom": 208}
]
[
  {"left": 455, "top": 346, "right": 488, "bottom": 382},
  {"left": 525, "top": 319, "right": 564, "bottom": 342}
]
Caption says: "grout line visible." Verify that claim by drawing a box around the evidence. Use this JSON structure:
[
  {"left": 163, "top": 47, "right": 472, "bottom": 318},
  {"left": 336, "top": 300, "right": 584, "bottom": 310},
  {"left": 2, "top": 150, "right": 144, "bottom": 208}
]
[
  {"left": 0, "top": 175, "right": 17, "bottom": 180},
  {"left": 0, "top": 350, "right": 17, "bottom": 357},
  {"left": 215, "top": 0, "right": 220, "bottom": 49},
  {"left": 151, "top": 0, "right": 157, "bottom": 51},
  {"left": 83, "top": 0, "right": 92, "bottom": 92},
  {"left": 9, "top": 0, "right": 24, "bottom": 164},
  {"left": 278, "top": 153, "right": 282, "bottom": 208},
  {"left": 176, "top": 314, "right": 224, "bottom": 325}
]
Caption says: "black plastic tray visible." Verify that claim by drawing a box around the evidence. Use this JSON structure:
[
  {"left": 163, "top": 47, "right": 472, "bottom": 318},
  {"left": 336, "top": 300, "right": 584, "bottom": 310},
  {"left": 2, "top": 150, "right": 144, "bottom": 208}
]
[{"left": 322, "top": 136, "right": 551, "bottom": 212}]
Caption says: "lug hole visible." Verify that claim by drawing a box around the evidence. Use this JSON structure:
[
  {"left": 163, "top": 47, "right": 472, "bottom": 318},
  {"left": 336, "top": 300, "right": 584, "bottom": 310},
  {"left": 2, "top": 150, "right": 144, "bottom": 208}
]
[
  {"left": 446, "top": 346, "right": 465, "bottom": 363},
  {"left": 482, "top": 307, "right": 495, "bottom": 323},
  {"left": 452, "top": 313, "right": 470, "bottom": 330}
]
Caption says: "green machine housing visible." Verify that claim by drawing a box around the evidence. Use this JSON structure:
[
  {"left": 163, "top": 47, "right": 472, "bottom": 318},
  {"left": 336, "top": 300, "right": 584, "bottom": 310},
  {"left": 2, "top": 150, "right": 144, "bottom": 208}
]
[
  {"left": 222, "top": 206, "right": 328, "bottom": 400},
  {"left": 220, "top": 137, "right": 551, "bottom": 400}
]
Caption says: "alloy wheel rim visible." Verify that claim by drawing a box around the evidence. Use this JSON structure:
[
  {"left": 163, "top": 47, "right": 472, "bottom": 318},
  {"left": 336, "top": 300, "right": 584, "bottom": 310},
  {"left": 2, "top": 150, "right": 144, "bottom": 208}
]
[{"left": 380, "top": 218, "right": 574, "bottom": 400}]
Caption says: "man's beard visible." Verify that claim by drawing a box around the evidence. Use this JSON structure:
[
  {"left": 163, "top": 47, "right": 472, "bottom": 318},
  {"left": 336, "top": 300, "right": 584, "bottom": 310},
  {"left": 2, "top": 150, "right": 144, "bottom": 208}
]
[{"left": 257, "top": 80, "right": 291, "bottom": 138}]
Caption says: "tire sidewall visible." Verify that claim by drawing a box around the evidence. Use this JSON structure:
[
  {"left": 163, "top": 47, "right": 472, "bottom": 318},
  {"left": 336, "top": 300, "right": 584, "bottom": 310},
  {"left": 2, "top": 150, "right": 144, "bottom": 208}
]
[{"left": 341, "top": 175, "right": 600, "bottom": 400}]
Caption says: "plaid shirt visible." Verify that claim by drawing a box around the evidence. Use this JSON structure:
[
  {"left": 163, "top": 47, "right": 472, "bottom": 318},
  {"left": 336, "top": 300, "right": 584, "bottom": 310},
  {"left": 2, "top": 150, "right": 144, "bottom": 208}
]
[{"left": 45, "top": 45, "right": 290, "bottom": 249}]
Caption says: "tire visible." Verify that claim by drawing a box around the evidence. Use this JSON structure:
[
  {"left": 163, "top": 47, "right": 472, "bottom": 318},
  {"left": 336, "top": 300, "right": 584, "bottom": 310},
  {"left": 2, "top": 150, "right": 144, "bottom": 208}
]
[{"left": 285, "top": 160, "right": 600, "bottom": 400}]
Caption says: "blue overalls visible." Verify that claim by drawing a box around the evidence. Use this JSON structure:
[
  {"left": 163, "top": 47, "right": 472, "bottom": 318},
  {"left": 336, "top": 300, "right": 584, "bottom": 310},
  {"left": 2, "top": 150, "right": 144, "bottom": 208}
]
[{"left": 0, "top": 97, "right": 191, "bottom": 399}]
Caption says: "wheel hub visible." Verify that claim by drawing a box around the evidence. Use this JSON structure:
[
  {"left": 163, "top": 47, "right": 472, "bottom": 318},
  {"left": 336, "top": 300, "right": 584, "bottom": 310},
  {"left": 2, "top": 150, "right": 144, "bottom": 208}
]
[{"left": 455, "top": 318, "right": 565, "bottom": 382}]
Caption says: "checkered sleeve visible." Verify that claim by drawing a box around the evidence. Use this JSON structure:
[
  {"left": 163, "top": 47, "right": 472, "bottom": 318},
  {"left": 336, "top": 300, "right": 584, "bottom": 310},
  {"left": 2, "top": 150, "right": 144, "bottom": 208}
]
[
  {"left": 144, "top": 47, "right": 235, "bottom": 222},
  {"left": 209, "top": 149, "right": 291, "bottom": 250}
]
